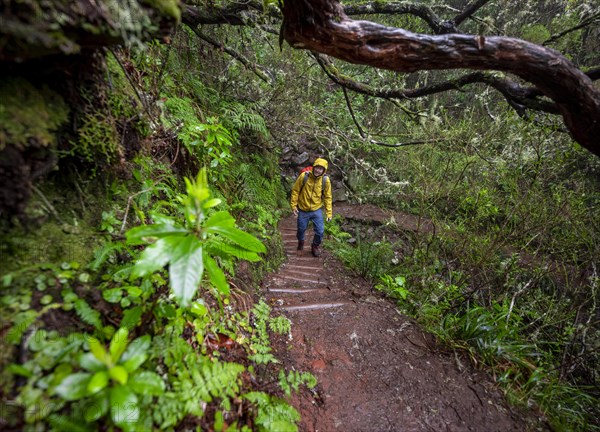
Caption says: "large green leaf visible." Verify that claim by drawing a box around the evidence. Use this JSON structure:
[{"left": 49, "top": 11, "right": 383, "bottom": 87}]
[
  {"left": 87, "top": 371, "right": 109, "bottom": 394},
  {"left": 203, "top": 211, "right": 236, "bottom": 229},
  {"left": 110, "top": 385, "right": 139, "bottom": 426},
  {"left": 126, "top": 223, "right": 187, "bottom": 245},
  {"left": 204, "top": 225, "right": 266, "bottom": 253},
  {"left": 79, "top": 353, "right": 105, "bottom": 372},
  {"left": 48, "top": 414, "right": 93, "bottom": 432},
  {"left": 169, "top": 235, "right": 203, "bottom": 307},
  {"left": 120, "top": 335, "right": 150, "bottom": 372},
  {"left": 84, "top": 390, "right": 109, "bottom": 422},
  {"left": 54, "top": 372, "right": 92, "bottom": 401},
  {"left": 204, "top": 254, "right": 230, "bottom": 295},
  {"left": 206, "top": 240, "right": 262, "bottom": 262},
  {"left": 131, "top": 236, "right": 182, "bottom": 278},
  {"left": 128, "top": 371, "right": 165, "bottom": 395},
  {"left": 87, "top": 337, "right": 109, "bottom": 365},
  {"left": 120, "top": 306, "right": 143, "bottom": 331},
  {"left": 109, "top": 365, "right": 128, "bottom": 385}
]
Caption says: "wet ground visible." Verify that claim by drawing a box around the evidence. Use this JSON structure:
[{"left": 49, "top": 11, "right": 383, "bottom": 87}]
[{"left": 263, "top": 209, "right": 549, "bottom": 432}]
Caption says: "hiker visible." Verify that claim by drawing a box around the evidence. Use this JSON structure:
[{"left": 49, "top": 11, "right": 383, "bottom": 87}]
[{"left": 290, "top": 157, "right": 333, "bottom": 257}]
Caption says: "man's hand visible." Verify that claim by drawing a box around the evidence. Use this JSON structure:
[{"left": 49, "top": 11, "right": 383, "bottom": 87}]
[
  {"left": 293, "top": 208, "right": 298, "bottom": 216},
  {"left": 326, "top": 217, "right": 332, "bottom": 222}
]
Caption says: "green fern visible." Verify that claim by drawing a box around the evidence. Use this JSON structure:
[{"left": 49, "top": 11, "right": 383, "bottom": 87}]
[
  {"left": 74, "top": 298, "right": 103, "bottom": 330},
  {"left": 278, "top": 370, "right": 317, "bottom": 397},
  {"left": 221, "top": 102, "right": 269, "bottom": 138},
  {"left": 244, "top": 391, "right": 300, "bottom": 432},
  {"left": 90, "top": 241, "right": 127, "bottom": 270},
  {"left": 269, "top": 316, "right": 291, "bottom": 335},
  {"left": 6, "top": 310, "right": 38, "bottom": 345}
]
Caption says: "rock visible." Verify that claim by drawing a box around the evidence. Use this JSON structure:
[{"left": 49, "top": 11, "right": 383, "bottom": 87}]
[
  {"left": 333, "top": 187, "right": 347, "bottom": 202},
  {"left": 292, "top": 152, "right": 309, "bottom": 166}
]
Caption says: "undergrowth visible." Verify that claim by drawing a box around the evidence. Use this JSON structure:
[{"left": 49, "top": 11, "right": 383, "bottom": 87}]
[{"left": 326, "top": 215, "right": 600, "bottom": 431}]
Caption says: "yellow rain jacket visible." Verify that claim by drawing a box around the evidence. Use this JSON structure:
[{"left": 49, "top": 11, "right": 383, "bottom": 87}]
[{"left": 290, "top": 158, "right": 333, "bottom": 219}]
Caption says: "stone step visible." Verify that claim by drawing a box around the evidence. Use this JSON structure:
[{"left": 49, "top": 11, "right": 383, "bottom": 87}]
[
  {"left": 268, "top": 287, "right": 324, "bottom": 294},
  {"left": 283, "top": 263, "right": 323, "bottom": 271},
  {"left": 284, "top": 253, "right": 320, "bottom": 260},
  {"left": 278, "top": 302, "right": 350, "bottom": 312},
  {"left": 272, "top": 275, "right": 328, "bottom": 285},
  {"left": 279, "top": 269, "right": 324, "bottom": 278}
]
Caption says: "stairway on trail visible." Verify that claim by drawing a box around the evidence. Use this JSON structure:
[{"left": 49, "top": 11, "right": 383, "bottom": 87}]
[
  {"left": 266, "top": 217, "right": 351, "bottom": 313},
  {"left": 264, "top": 214, "right": 546, "bottom": 432}
]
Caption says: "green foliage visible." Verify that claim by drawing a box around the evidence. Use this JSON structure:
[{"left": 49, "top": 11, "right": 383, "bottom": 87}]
[
  {"left": 127, "top": 168, "right": 266, "bottom": 306},
  {"left": 70, "top": 112, "right": 119, "bottom": 165},
  {"left": 521, "top": 24, "right": 551, "bottom": 44},
  {"left": 324, "top": 214, "right": 352, "bottom": 242},
  {"left": 269, "top": 315, "right": 292, "bottom": 335},
  {"left": 221, "top": 102, "right": 269, "bottom": 139},
  {"left": 248, "top": 300, "right": 280, "bottom": 364},
  {"left": 335, "top": 236, "right": 395, "bottom": 280},
  {"left": 244, "top": 391, "right": 301, "bottom": 432},
  {"left": 278, "top": 370, "right": 317, "bottom": 397},
  {"left": 0, "top": 77, "right": 69, "bottom": 150},
  {"left": 12, "top": 327, "right": 163, "bottom": 430},
  {"left": 162, "top": 97, "right": 236, "bottom": 172},
  {"left": 375, "top": 274, "right": 410, "bottom": 300}
]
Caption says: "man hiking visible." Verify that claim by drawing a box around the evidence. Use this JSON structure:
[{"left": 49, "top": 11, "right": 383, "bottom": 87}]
[{"left": 290, "top": 157, "right": 333, "bottom": 257}]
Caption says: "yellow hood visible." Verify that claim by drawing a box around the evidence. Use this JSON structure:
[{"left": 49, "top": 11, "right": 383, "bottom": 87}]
[{"left": 313, "top": 158, "right": 328, "bottom": 171}]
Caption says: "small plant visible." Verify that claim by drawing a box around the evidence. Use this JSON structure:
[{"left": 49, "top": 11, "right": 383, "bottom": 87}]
[
  {"left": 278, "top": 370, "right": 317, "bottom": 397},
  {"left": 248, "top": 300, "right": 279, "bottom": 364},
  {"left": 11, "top": 327, "right": 163, "bottom": 430},
  {"left": 336, "top": 237, "right": 394, "bottom": 280},
  {"left": 100, "top": 210, "right": 120, "bottom": 234},
  {"left": 375, "top": 274, "right": 410, "bottom": 300},
  {"left": 126, "top": 168, "right": 266, "bottom": 307}
]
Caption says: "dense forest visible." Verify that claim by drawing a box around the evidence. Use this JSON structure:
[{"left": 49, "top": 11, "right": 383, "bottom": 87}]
[{"left": 1, "top": 0, "right": 599, "bottom": 430}]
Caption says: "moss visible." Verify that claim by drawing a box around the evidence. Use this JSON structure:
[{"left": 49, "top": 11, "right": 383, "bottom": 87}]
[
  {"left": 142, "top": 0, "right": 182, "bottom": 22},
  {"left": 0, "top": 77, "right": 69, "bottom": 151},
  {"left": 70, "top": 112, "right": 120, "bottom": 165},
  {"left": 0, "top": 0, "right": 177, "bottom": 62}
]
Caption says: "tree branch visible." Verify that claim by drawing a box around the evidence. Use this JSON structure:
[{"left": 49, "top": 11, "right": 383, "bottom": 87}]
[
  {"left": 282, "top": 0, "right": 600, "bottom": 156},
  {"left": 340, "top": 79, "right": 446, "bottom": 147},
  {"left": 343, "top": 2, "right": 454, "bottom": 34},
  {"left": 452, "top": 0, "right": 492, "bottom": 27},
  {"left": 315, "top": 54, "right": 559, "bottom": 114},
  {"left": 543, "top": 11, "right": 600, "bottom": 46},
  {"left": 185, "top": 26, "right": 274, "bottom": 84}
]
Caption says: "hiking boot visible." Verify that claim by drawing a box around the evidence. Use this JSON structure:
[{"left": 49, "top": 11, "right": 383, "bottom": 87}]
[
  {"left": 311, "top": 244, "right": 322, "bottom": 257},
  {"left": 296, "top": 240, "right": 304, "bottom": 256}
]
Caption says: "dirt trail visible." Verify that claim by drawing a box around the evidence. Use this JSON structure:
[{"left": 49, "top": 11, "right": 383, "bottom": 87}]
[{"left": 264, "top": 211, "right": 548, "bottom": 432}]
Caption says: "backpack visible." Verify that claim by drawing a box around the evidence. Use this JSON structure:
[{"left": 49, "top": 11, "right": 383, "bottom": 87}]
[{"left": 299, "top": 169, "right": 328, "bottom": 199}]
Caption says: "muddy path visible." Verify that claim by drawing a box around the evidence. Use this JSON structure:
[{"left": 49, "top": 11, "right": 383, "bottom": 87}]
[{"left": 263, "top": 209, "right": 549, "bottom": 432}]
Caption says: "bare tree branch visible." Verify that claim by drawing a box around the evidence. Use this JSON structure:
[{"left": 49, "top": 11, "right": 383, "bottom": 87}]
[
  {"left": 343, "top": 2, "right": 454, "bottom": 34},
  {"left": 341, "top": 81, "right": 446, "bottom": 147},
  {"left": 185, "top": 26, "right": 274, "bottom": 83},
  {"left": 452, "top": 0, "right": 492, "bottom": 27},
  {"left": 281, "top": 0, "right": 600, "bottom": 156},
  {"left": 314, "top": 54, "right": 559, "bottom": 114},
  {"left": 543, "top": 11, "right": 600, "bottom": 46}
]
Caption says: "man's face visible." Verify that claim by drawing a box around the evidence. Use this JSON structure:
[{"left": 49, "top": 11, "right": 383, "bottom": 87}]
[{"left": 313, "top": 166, "right": 325, "bottom": 176}]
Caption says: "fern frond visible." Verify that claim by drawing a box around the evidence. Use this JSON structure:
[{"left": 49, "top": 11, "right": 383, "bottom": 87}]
[
  {"left": 221, "top": 102, "right": 269, "bottom": 138},
  {"left": 74, "top": 299, "right": 103, "bottom": 330}
]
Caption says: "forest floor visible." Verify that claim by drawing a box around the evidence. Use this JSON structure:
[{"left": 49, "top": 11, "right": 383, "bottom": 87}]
[{"left": 263, "top": 206, "right": 550, "bottom": 432}]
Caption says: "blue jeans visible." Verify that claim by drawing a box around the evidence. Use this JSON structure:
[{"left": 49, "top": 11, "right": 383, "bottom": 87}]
[{"left": 297, "top": 209, "right": 324, "bottom": 246}]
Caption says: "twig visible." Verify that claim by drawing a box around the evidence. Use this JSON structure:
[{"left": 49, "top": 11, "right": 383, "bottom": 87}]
[
  {"left": 32, "top": 186, "right": 66, "bottom": 225},
  {"left": 108, "top": 48, "right": 159, "bottom": 129},
  {"left": 119, "top": 189, "right": 152, "bottom": 235}
]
